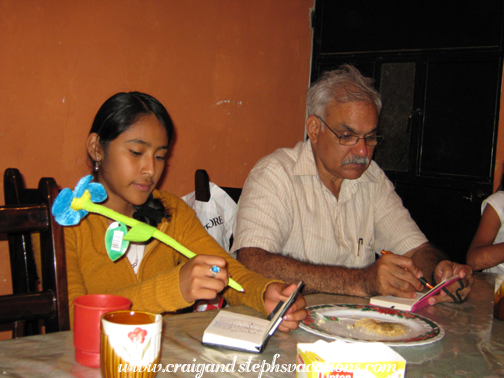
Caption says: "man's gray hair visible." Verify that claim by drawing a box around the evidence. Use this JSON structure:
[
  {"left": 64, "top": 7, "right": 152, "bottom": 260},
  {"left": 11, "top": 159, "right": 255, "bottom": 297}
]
[{"left": 306, "top": 64, "right": 382, "bottom": 119}]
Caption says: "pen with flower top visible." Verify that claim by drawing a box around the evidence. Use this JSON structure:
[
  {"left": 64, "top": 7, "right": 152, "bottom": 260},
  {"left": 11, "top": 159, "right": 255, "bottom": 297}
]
[{"left": 51, "top": 175, "right": 244, "bottom": 292}]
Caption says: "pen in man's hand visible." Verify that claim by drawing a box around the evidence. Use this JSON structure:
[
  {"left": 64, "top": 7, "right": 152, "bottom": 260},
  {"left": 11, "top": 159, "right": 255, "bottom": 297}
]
[
  {"left": 418, "top": 276, "right": 434, "bottom": 290},
  {"left": 381, "top": 250, "right": 434, "bottom": 290}
]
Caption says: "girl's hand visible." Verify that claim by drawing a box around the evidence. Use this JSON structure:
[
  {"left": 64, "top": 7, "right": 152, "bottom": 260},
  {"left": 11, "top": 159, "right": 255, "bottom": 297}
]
[
  {"left": 179, "top": 255, "right": 229, "bottom": 303},
  {"left": 263, "top": 282, "right": 307, "bottom": 332}
]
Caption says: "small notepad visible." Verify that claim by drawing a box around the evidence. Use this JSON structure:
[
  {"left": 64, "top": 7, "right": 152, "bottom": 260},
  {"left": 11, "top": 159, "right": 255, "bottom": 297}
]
[
  {"left": 202, "top": 281, "right": 303, "bottom": 353},
  {"left": 370, "top": 275, "right": 460, "bottom": 312}
]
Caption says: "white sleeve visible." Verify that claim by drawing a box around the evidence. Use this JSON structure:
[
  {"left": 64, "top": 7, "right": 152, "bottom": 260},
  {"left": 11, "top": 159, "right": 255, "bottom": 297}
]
[{"left": 482, "top": 192, "right": 504, "bottom": 224}]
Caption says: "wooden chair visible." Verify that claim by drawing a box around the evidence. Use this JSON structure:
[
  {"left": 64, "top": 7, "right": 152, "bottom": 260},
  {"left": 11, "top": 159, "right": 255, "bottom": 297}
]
[
  {"left": 0, "top": 168, "right": 70, "bottom": 337},
  {"left": 195, "top": 169, "right": 242, "bottom": 204}
]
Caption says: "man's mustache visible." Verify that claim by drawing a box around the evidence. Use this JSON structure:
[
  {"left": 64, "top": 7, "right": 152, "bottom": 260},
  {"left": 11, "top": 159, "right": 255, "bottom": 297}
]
[{"left": 342, "top": 156, "right": 370, "bottom": 165}]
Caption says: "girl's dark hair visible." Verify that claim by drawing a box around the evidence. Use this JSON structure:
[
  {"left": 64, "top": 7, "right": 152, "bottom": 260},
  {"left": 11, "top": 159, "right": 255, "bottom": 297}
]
[{"left": 89, "top": 91, "right": 175, "bottom": 226}]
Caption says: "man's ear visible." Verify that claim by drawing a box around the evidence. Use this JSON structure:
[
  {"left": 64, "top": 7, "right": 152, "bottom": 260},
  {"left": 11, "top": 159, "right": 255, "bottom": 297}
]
[
  {"left": 86, "top": 133, "right": 102, "bottom": 162},
  {"left": 306, "top": 115, "right": 321, "bottom": 143}
]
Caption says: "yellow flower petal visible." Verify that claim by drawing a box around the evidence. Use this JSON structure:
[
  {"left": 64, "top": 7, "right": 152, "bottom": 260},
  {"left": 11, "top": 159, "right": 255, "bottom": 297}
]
[{"left": 71, "top": 190, "right": 91, "bottom": 211}]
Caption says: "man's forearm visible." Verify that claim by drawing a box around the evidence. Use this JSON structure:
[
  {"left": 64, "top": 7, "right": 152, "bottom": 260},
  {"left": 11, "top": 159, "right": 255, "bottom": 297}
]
[{"left": 237, "top": 247, "right": 371, "bottom": 296}]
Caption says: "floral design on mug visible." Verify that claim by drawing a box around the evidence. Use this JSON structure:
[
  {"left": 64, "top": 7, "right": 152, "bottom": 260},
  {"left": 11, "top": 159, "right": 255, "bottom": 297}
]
[
  {"left": 128, "top": 327, "right": 147, "bottom": 344},
  {"left": 122, "top": 327, "right": 153, "bottom": 363}
]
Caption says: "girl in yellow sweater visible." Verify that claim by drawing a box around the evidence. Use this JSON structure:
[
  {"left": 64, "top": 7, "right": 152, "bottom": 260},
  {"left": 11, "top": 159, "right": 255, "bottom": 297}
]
[{"left": 64, "top": 91, "right": 306, "bottom": 330}]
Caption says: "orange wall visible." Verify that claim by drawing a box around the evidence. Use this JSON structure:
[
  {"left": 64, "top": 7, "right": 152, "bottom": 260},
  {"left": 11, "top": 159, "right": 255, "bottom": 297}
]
[
  {"left": 0, "top": 0, "right": 313, "bottom": 195},
  {"left": 0, "top": 0, "right": 314, "bottom": 312}
]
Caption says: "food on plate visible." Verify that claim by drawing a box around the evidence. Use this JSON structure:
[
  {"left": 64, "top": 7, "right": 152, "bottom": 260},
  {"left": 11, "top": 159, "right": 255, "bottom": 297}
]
[{"left": 353, "top": 317, "right": 409, "bottom": 337}]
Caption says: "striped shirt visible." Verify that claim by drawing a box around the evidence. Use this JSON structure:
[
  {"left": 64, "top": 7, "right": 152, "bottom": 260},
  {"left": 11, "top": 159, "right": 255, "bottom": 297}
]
[{"left": 231, "top": 140, "right": 427, "bottom": 268}]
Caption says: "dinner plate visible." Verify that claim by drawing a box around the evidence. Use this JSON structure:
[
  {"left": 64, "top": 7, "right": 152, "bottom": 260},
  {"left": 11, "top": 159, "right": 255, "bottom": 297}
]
[{"left": 300, "top": 304, "right": 444, "bottom": 347}]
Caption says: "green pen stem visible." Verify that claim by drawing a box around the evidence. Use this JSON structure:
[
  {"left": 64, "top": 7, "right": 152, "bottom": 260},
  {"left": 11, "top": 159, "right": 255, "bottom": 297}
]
[{"left": 81, "top": 199, "right": 244, "bottom": 292}]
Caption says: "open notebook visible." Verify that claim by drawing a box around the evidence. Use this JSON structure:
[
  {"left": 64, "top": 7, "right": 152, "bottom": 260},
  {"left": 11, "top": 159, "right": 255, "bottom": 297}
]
[
  {"left": 370, "top": 275, "right": 460, "bottom": 312},
  {"left": 202, "top": 282, "right": 303, "bottom": 353}
]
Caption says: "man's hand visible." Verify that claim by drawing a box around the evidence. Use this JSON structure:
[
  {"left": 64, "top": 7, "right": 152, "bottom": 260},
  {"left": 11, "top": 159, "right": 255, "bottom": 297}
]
[
  {"left": 263, "top": 282, "right": 307, "bottom": 332},
  {"left": 427, "top": 261, "right": 473, "bottom": 305},
  {"left": 365, "top": 253, "right": 425, "bottom": 298}
]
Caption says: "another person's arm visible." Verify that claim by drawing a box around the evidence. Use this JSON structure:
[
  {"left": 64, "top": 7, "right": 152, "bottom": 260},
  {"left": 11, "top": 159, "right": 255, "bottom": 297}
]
[{"left": 467, "top": 204, "right": 504, "bottom": 271}]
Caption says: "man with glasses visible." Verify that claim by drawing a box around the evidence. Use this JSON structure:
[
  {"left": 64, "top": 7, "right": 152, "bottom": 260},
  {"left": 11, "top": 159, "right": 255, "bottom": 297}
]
[{"left": 232, "top": 64, "right": 473, "bottom": 303}]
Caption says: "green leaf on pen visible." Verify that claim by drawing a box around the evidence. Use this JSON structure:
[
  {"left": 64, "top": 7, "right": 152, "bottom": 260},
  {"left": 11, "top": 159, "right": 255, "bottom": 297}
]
[{"left": 123, "top": 223, "right": 155, "bottom": 242}]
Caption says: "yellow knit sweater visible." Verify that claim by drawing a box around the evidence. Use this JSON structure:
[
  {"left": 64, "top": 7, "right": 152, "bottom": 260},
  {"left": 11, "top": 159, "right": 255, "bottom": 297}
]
[{"left": 64, "top": 190, "right": 277, "bottom": 327}]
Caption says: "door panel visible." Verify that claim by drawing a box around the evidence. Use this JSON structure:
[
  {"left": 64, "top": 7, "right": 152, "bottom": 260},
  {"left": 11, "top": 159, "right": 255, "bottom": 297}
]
[
  {"left": 373, "top": 62, "right": 416, "bottom": 172},
  {"left": 394, "top": 181, "right": 489, "bottom": 264},
  {"left": 420, "top": 60, "right": 500, "bottom": 179}
]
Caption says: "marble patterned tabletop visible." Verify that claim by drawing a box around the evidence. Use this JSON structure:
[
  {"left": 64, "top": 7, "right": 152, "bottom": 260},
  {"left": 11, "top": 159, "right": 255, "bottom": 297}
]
[{"left": 0, "top": 273, "right": 502, "bottom": 377}]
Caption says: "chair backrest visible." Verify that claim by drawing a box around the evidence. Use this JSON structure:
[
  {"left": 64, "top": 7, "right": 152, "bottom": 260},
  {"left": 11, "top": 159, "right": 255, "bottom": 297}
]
[
  {"left": 0, "top": 168, "right": 70, "bottom": 337},
  {"left": 195, "top": 169, "right": 242, "bottom": 204},
  {"left": 220, "top": 186, "right": 242, "bottom": 204}
]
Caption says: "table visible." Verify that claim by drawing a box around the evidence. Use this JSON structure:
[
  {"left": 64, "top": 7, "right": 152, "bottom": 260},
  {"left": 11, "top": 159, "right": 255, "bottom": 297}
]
[{"left": 0, "top": 273, "right": 503, "bottom": 377}]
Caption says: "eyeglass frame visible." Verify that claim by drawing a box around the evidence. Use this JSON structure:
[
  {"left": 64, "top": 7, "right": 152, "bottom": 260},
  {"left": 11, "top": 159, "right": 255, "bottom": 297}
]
[{"left": 314, "top": 115, "right": 384, "bottom": 146}]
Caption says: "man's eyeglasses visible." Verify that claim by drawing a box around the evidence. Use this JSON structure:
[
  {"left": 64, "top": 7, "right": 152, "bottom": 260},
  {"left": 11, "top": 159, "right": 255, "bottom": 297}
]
[{"left": 315, "top": 116, "right": 384, "bottom": 147}]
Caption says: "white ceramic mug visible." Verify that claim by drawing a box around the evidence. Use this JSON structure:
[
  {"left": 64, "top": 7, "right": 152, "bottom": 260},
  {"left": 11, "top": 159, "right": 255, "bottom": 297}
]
[{"left": 101, "top": 310, "right": 162, "bottom": 378}]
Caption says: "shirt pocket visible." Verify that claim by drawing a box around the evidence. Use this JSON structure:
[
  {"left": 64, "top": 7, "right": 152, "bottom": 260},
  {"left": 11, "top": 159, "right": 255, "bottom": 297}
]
[{"left": 355, "top": 234, "right": 375, "bottom": 267}]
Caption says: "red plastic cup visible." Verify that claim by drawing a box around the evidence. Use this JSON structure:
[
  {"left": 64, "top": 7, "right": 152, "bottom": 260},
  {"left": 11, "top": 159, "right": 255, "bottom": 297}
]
[{"left": 73, "top": 294, "right": 131, "bottom": 368}]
